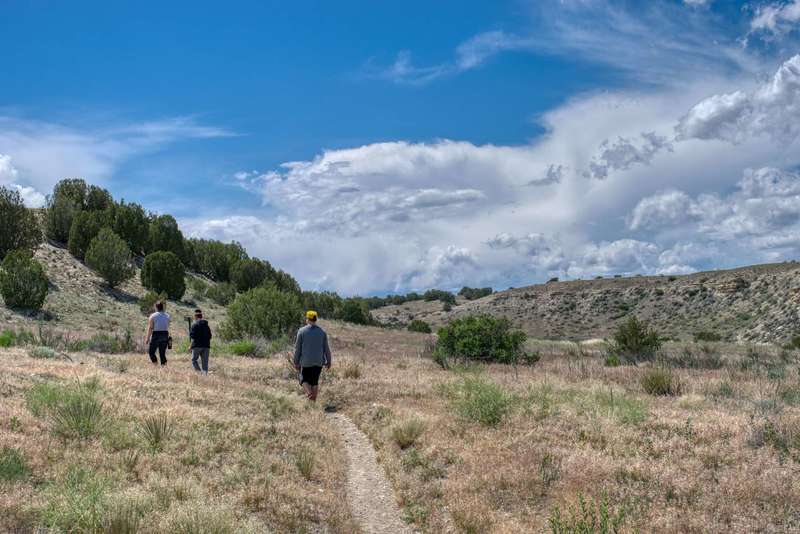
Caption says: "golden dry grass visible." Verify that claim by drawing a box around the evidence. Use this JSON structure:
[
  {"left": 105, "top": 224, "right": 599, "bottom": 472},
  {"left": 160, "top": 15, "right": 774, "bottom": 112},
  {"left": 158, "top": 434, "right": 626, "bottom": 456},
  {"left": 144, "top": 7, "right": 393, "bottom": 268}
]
[{"left": 2, "top": 320, "right": 800, "bottom": 533}]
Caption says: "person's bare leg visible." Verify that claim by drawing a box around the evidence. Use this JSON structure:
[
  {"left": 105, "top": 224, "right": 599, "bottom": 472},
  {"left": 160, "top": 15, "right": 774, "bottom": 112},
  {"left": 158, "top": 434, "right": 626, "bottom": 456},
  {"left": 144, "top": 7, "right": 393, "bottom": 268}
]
[
  {"left": 302, "top": 383, "right": 315, "bottom": 401},
  {"left": 310, "top": 386, "right": 319, "bottom": 402}
]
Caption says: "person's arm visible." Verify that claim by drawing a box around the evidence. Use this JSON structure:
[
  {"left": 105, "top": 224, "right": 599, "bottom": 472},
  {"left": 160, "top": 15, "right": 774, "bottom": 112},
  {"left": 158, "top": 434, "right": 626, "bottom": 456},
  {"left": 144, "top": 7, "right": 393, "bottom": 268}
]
[
  {"left": 293, "top": 329, "right": 303, "bottom": 369},
  {"left": 145, "top": 316, "right": 154, "bottom": 345},
  {"left": 323, "top": 332, "right": 332, "bottom": 369}
]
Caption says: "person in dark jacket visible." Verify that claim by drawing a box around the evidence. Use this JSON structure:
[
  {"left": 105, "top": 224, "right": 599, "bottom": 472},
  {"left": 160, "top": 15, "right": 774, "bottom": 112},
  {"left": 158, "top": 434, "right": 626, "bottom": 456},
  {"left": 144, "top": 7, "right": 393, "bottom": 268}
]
[{"left": 189, "top": 309, "right": 212, "bottom": 374}]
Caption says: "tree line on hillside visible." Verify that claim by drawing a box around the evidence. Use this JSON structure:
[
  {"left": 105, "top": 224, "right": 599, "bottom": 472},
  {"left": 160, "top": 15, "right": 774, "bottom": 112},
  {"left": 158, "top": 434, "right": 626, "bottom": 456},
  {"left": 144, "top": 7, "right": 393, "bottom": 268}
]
[{"left": 0, "top": 179, "right": 379, "bottom": 333}]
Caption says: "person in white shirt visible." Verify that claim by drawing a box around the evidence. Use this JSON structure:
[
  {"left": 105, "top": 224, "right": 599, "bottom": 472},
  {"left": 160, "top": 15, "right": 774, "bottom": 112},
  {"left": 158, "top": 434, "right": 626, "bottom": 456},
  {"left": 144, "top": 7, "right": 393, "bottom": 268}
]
[{"left": 145, "top": 300, "right": 171, "bottom": 366}]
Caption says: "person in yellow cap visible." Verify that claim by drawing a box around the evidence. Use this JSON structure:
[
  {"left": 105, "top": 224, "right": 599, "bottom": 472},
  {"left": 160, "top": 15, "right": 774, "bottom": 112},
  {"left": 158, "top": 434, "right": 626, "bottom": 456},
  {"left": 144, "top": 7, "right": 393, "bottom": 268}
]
[{"left": 292, "top": 310, "right": 332, "bottom": 402}]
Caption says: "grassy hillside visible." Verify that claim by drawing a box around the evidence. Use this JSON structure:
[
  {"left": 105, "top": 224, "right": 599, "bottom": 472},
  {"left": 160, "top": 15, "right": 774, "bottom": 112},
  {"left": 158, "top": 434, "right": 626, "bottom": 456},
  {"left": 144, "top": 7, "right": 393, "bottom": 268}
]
[
  {"left": 0, "top": 242, "right": 228, "bottom": 345},
  {"left": 373, "top": 262, "right": 800, "bottom": 344}
]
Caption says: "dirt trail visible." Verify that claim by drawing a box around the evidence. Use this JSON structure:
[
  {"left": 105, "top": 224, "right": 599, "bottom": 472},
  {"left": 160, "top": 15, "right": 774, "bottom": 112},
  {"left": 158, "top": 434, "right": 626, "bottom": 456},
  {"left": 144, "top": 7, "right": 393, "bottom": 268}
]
[{"left": 329, "top": 413, "right": 415, "bottom": 534}]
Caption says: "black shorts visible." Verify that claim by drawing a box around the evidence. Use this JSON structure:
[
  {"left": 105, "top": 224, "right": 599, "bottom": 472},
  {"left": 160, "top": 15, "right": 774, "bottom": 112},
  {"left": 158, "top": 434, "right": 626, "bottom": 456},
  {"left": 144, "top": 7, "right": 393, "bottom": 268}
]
[{"left": 300, "top": 366, "right": 323, "bottom": 386}]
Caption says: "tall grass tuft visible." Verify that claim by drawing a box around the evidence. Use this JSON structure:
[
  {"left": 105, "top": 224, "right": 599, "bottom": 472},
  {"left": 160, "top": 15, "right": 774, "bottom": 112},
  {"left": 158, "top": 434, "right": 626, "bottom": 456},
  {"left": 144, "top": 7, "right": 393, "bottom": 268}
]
[
  {"left": 549, "top": 493, "right": 626, "bottom": 534},
  {"left": 41, "top": 466, "right": 108, "bottom": 532},
  {"left": 295, "top": 447, "right": 315, "bottom": 480},
  {"left": 342, "top": 360, "right": 362, "bottom": 379},
  {"left": 446, "top": 377, "right": 514, "bottom": 426},
  {"left": 0, "top": 447, "right": 29, "bottom": 481},
  {"left": 137, "top": 414, "right": 174, "bottom": 452},
  {"left": 392, "top": 417, "right": 425, "bottom": 449},
  {"left": 641, "top": 367, "right": 683, "bottom": 396},
  {"left": 102, "top": 497, "right": 143, "bottom": 534},
  {"left": 28, "top": 345, "right": 57, "bottom": 359}
]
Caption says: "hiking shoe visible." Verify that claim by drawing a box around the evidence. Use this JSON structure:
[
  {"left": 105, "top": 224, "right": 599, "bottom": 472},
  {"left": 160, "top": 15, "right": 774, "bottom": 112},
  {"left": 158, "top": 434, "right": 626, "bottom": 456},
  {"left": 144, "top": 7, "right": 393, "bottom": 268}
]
[{"left": 323, "top": 404, "right": 338, "bottom": 413}]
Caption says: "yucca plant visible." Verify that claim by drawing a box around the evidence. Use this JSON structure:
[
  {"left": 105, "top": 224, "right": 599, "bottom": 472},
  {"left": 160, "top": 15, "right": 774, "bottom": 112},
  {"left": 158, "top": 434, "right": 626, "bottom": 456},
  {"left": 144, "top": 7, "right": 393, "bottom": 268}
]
[
  {"left": 137, "top": 414, "right": 174, "bottom": 452},
  {"left": 50, "top": 393, "right": 106, "bottom": 439}
]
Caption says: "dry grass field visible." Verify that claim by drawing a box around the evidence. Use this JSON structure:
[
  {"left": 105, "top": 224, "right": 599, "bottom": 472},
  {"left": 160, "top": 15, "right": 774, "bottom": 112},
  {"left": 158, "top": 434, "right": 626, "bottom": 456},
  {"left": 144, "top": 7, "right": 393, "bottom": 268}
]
[{"left": 2, "top": 319, "right": 800, "bottom": 533}]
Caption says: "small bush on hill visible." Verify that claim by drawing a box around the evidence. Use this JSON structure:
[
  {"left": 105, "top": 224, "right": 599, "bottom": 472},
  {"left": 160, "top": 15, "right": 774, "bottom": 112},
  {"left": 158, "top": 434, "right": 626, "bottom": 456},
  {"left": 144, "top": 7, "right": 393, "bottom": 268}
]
[
  {"left": 221, "top": 285, "right": 303, "bottom": 340},
  {"left": 29, "top": 346, "right": 57, "bottom": 359},
  {"left": 187, "top": 276, "right": 209, "bottom": 297},
  {"left": 45, "top": 188, "right": 82, "bottom": 242},
  {"left": 68, "top": 209, "right": 111, "bottom": 260},
  {"left": 694, "top": 330, "right": 722, "bottom": 343},
  {"left": 141, "top": 251, "right": 185, "bottom": 300},
  {"left": 139, "top": 291, "right": 167, "bottom": 315},
  {"left": 434, "top": 314, "right": 527, "bottom": 366},
  {"left": 185, "top": 238, "right": 248, "bottom": 281},
  {"left": 458, "top": 286, "right": 493, "bottom": 300},
  {"left": 85, "top": 228, "right": 135, "bottom": 287},
  {"left": 206, "top": 281, "right": 236, "bottom": 306},
  {"left": 0, "top": 186, "right": 42, "bottom": 260},
  {"left": 607, "top": 315, "right": 662, "bottom": 363},
  {"left": 0, "top": 329, "right": 16, "bottom": 347},
  {"left": 0, "top": 250, "right": 49, "bottom": 310},
  {"left": 424, "top": 289, "right": 456, "bottom": 305},
  {"left": 336, "top": 298, "right": 373, "bottom": 325},
  {"left": 408, "top": 319, "right": 432, "bottom": 333},
  {"left": 226, "top": 339, "right": 270, "bottom": 357}
]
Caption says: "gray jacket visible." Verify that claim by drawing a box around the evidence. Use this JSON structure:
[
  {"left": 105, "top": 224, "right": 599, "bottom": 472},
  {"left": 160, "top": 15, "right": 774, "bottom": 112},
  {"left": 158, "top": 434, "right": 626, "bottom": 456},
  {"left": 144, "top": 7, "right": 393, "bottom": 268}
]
[{"left": 293, "top": 324, "right": 332, "bottom": 368}]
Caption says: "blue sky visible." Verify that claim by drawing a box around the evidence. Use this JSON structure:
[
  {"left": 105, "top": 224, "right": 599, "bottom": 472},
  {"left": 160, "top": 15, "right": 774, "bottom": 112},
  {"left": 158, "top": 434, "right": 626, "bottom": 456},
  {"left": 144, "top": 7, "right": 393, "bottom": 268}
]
[{"left": 3, "top": 0, "right": 800, "bottom": 294}]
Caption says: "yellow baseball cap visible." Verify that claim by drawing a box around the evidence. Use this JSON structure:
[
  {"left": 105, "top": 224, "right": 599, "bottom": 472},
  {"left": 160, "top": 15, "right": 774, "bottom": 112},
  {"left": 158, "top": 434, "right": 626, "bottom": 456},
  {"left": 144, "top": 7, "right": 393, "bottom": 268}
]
[{"left": 306, "top": 310, "right": 318, "bottom": 320}]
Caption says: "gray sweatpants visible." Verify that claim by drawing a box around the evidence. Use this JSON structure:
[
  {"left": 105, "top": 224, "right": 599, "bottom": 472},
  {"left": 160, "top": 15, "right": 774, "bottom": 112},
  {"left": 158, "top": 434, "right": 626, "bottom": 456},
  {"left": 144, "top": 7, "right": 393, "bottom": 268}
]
[{"left": 191, "top": 348, "right": 210, "bottom": 372}]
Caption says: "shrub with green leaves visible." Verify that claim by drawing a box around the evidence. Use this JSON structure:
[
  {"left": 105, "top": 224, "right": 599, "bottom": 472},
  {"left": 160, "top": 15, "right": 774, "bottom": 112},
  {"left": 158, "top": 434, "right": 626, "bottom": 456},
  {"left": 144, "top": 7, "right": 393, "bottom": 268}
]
[
  {"left": 641, "top": 366, "right": 682, "bottom": 396},
  {"left": 0, "top": 329, "right": 16, "bottom": 347},
  {"left": 41, "top": 466, "right": 108, "bottom": 532},
  {"left": 458, "top": 286, "right": 493, "bottom": 300},
  {"left": 67, "top": 208, "right": 112, "bottom": 260},
  {"left": 206, "top": 281, "right": 236, "bottom": 306},
  {"left": 147, "top": 214, "right": 187, "bottom": 262},
  {"left": 85, "top": 228, "right": 135, "bottom": 287},
  {"left": 301, "top": 290, "right": 342, "bottom": 319},
  {"left": 424, "top": 289, "right": 456, "bottom": 304},
  {"left": 0, "top": 250, "right": 49, "bottom": 310},
  {"left": 230, "top": 257, "right": 271, "bottom": 292},
  {"left": 408, "top": 319, "right": 432, "bottom": 334},
  {"left": 51, "top": 389, "right": 107, "bottom": 439},
  {"left": 141, "top": 251, "right": 185, "bottom": 300},
  {"left": 0, "top": 185, "right": 42, "bottom": 260},
  {"left": 137, "top": 414, "right": 174, "bottom": 452},
  {"left": 45, "top": 190, "right": 81, "bottom": 243},
  {"left": 28, "top": 345, "right": 57, "bottom": 359},
  {"left": 434, "top": 314, "right": 527, "bottom": 365},
  {"left": 607, "top": 315, "right": 662, "bottom": 363},
  {"left": 336, "top": 298, "right": 373, "bottom": 325},
  {"left": 111, "top": 200, "right": 149, "bottom": 255},
  {"left": 221, "top": 285, "right": 302, "bottom": 340}
]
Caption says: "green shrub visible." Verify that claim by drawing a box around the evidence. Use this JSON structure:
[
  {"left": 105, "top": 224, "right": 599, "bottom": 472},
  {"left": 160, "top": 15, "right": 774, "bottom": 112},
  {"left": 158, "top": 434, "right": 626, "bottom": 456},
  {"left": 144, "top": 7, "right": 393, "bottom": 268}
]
[
  {"left": 139, "top": 291, "right": 167, "bottom": 315},
  {"left": 68, "top": 208, "right": 111, "bottom": 260},
  {"left": 693, "top": 330, "right": 722, "bottom": 343},
  {"left": 301, "top": 290, "right": 342, "bottom": 319},
  {"left": 607, "top": 316, "right": 662, "bottom": 363},
  {"left": 458, "top": 286, "right": 493, "bottom": 300},
  {"left": 111, "top": 200, "right": 149, "bottom": 255},
  {"left": 28, "top": 345, "right": 57, "bottom": 359},
  {"left": 221, "top": 285, "right": 302, "bottom": 340},
  {"left": 0, "top": 250, "right": 49, "bottom": 310},
  {"left": 230, "top": 257, "right": 272, "bottom": 292},
  {"left": 206, "top": 281, "right": 236, "bottom": 306},
  {"left": 0, "top": 185, "right": 42, "bottom": 260},
  {"left": 226, "top": 339, "right": 266, "bottom": 357},
  {"left": 80, "top": 331, "right": 135, "bottom": 354},
  {"left": 434, "top": 314, "right": 527, "bottom": 365},
  {"left": 0, "top": 329, "right": 16, "bottom": 347},
  {"left": 392, "top": 418, "right": 425, "bottom": 449},
  {"left": 641, "top": 367, "right": 682, "bottom": 396},
  {"left": 408, "top": 319, "right": 432, "bottom": 334},
  {"left": 604, "top": 354, "right": 621, "bottom": 367},
  {"left": 424, "top": 289, "right": 456, "bottom": 304},
  {"left": 336, "top": 298, "right": 373, "bottom": 325},
  {"left": 447, "top": 377, "right": 513, "bottom": 426},
  {"left": 0, "top": 447, "right": 29, "bottom": 481},
  {"left": 548, "top": 493, "right": 626, "bottom": 534},
  {"left": 188, "top": 276, "right": 209, "bottom": 297},
  {"left": 45, "top": 191, "right": 80, "bottom": 243},
  {"left": 147, "top": 214, "right": 186, "bottom": 261},
  {"left": 137, "top": 414, "right": 174, "bottom": 452},
  {"left": 26, "top": 382, "right": 63, "bottom": 417},
  {"left": 141, "top": 251, "right": 185, "bottom": 300},
  {"left": 85, "top": 228, "right": 135, "bottom": 287},
  {"left": 185, "top": 238, "right": 247, "bottom": 282},
  {"left": 41, "top": 466, "right": 108, "bottom": 532}
]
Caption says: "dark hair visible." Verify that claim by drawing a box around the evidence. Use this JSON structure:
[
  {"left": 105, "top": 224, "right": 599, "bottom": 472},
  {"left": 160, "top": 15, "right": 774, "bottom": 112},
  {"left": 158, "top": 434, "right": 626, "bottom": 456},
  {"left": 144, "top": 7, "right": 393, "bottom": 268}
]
[
  {"left": 155, "top": 300, "right": 164, "bottom": 312},
  {"left": 194, "top": 308, "right": 203, "bottom": 318}
]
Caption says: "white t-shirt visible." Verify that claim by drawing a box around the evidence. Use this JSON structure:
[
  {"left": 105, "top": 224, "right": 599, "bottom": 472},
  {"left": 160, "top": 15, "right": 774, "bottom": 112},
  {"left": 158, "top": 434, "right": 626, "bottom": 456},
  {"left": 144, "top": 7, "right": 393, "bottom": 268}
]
[{"left": 150, "top": 311, "right": 170, "bottom": 332}]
